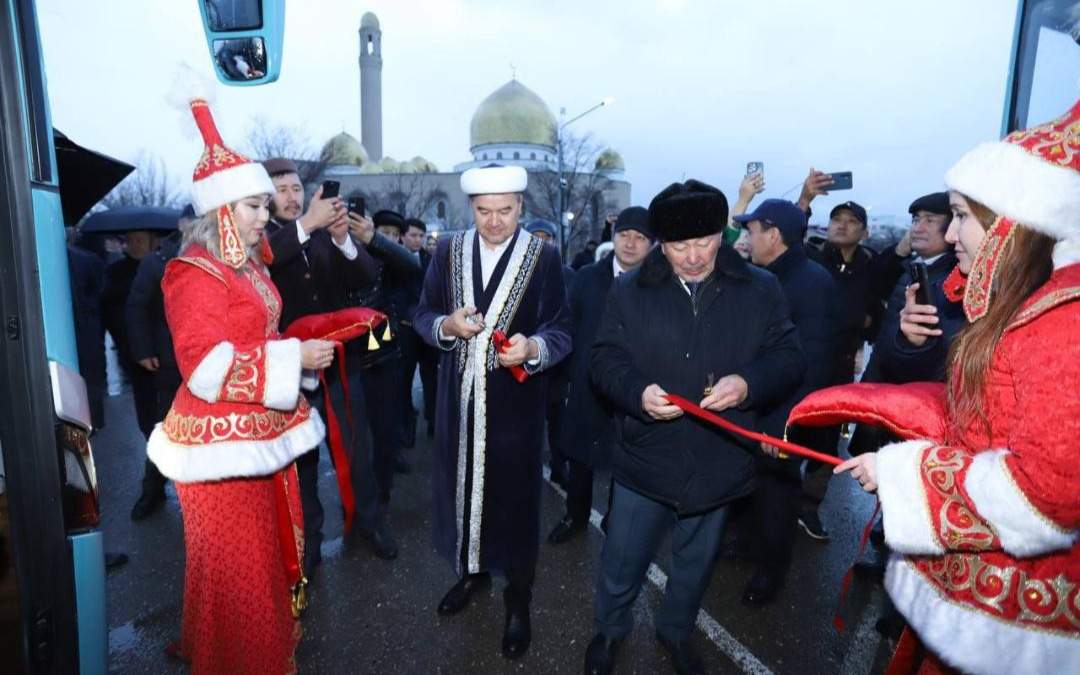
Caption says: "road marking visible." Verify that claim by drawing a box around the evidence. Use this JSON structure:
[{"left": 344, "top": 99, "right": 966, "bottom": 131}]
[
  {"left": 838, "top": 587, "right": 885, "bottom": 675},
  {"left": 542, "top": 468, "right": 774, "bottom": 675}
]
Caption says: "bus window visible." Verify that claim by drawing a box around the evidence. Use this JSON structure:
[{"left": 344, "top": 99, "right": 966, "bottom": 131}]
[{"left": 1004, "top": 0, "right": 1080, "bottom": 132}]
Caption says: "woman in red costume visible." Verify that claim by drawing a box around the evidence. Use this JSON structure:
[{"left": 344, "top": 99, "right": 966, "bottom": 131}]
[
  {"left": 147, "top": 96, "right": 334, "bottom": 674},
  {"left": 835, "top": 100, "right": 1080, "bottom": 674}
]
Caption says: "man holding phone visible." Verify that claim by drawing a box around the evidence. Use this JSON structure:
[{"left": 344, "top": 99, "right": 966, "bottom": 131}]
[{"left": 261, "top": 157, "right": 381, "bottom": 575}]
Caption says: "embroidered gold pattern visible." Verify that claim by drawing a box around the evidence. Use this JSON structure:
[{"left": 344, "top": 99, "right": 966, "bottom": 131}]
[
  {"left": 1008, "top": 287, "right": 1080, "bottom": 331},
  {"left": 174, "top": 256, "right": 226, "bottom": 284},
  {"left": 245, "top": 266, "right": 282, "bottom": 335},
  {"left": 922, "top": 446, "right": 998, "bottom": 550},
  {"left": 163, "top": 402, "right": 309, "bottom": 444},
  {"left": 224, "top": 346, "right": 262, "bottom": 402}
]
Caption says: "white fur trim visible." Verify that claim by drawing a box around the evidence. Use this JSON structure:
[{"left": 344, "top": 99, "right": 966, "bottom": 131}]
[
  {"left": 186, "top": 342, "right": 234, "bottom": 403},
  {"left": 301, "top": 370, "right": 320, "bottom": 392},
  {"left": 191, "top": 162, "right": 274, "bottom": 216},
  {"left": 876, "top": 440, "right": 944, "bottom": 555},
  {"left": 1053, "top": 238, "right": 1080, "bottom": 269},
  {"left": 885, "top": 556, "right": 1080, "bottom": 675},
  {"left": 147, "top": 410, "right": 325, "bottom": 482},
  {"left": 965, "top": 450, "right": 1079, "bottom": 557},
  {"left": 460, "top": 165, "right": 527, "bottom": 195},
  {"left": 945, "top": 141, "right": 1080, "bottom": 241},
  {"left": 264, "top": 338, "right": 302, "bottom": 411}
]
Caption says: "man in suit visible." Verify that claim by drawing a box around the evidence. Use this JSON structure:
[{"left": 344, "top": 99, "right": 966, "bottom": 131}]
[
  {"left": 261, "top": 158, "right": 379, "bottom": 575},
  {"left": 399, "top": 217, "right": 434, "bottom": 447},
  {"left": 547, "top": 207, "right": 654, "bottom": 544}
]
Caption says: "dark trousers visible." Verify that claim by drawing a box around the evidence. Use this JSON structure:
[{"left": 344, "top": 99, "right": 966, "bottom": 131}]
[
  {"left": 419, "top": 345, "right": 437, "bottom": 426},
  {"left": 360, "top": 358, "right": 401, "bottom": 499},
  {"left": 566, "top": 458, "right": 614, "bottom": 522},
  {"left": 139, "top": 367, "right": 180, "bottom": 497},
  {"left": 746, "top": 460, "right": 801, "bottom": 576},
  {"left": 546, "top": 375, "right": 569, "bottom": 476},
  {"left": 594, "top": 483, "right": 729, "bottom": 642},
  {"left": 398, "top": 327, "right": 421, "bottom": 443}
]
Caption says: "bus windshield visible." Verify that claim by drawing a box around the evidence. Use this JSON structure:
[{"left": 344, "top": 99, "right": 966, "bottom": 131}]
[{"left": 1005, "top": 0, "right": 1080, "bottom": 132}]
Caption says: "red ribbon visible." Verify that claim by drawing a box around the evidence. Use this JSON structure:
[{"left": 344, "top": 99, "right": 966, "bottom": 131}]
[
  {"left": 273, "top": 468, "right": 303, "bottom": 588},
  {"left": 834, "top": 500, "right": 881, "bottom": 632},
  {"left": 491, "top": 329, "right": 528, "bottom": 383},
  {"left": 318, "top": 341, "right": 356, "bottom": 533},
  {"left": 664, "top": 393, "right": 842, "bottom": 466}
]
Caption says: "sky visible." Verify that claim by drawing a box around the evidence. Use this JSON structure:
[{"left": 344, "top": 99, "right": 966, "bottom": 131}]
[{"left": 34, "top": 0, "right": 1068, "bottom": 222}]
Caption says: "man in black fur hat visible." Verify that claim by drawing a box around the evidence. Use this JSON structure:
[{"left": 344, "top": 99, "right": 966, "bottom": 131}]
[{"left": 583, "top": 180, "right": 805, "bottom": 675}]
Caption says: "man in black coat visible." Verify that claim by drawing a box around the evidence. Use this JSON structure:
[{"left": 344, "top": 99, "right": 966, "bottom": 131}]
[
  {"left": 734, "top": 199, "right": 838, "bottom": 606},
  {"left": 124, "top": 209, "right": 193, "bottom": 520},
  {"left": 343, "top": 208, "right": 423, "bottom": 556},
  {"left": 398, "top": 217, "right": 433, "bottom": 448},
  {"left": 547, "top": 207, "right": 654, "bottom": 545},
  {"left": 262, "top": 158, "right": 380, "bottom": 573},
  {"left": 583, "top": 181, "right": 805, "bottom": 675},
  {"left": 66, "top": 236, "right": 107, "bottom": 430}
]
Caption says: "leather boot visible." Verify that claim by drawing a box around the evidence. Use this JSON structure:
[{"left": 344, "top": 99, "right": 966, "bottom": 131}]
[
  {"left": 437, "top": 573, "right": 491, "bottom": 616},
  {"left": 501, "top": 588, "right": 531, "bottom": 660}
]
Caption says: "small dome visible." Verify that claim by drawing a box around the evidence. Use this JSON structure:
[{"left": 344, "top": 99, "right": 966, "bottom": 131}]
[
  {"left": 360, "top": 12, "right": 379, "bottom": 29},
  {"left": 379, "top": 156, "right": 402, "bottom": 172},
  {"left": 470, "top": 80, "right": 556, "bottom": 150},
  {"left": 595, "top": 148, "right": 625, "bottom": 172},
  {"left": 320, "top": 132, "right": 368, "bottom": 166},
  {"left": 359, "top": 162, "right": 384, "bottom": 175},
  {"left": 407, "top": 156, "right": 439, "bottom": 173}
]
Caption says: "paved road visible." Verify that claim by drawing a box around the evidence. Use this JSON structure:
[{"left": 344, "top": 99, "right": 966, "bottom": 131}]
[{"left": 98, "top": 385, "right": 893, "bottom": 674}]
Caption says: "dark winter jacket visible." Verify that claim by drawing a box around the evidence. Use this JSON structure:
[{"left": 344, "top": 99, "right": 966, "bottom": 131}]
[
  {"left": 807, "top": 242, "right": 882, "bottom": 356},
  {"left": 560, "top": 254, "right": 618, "bottom": 468},
  {"left": 756, "top": 244, "right": 838, "bottom": 438},
  {"left": 346, "top": 232, "right": 423, "bottom": 368},
  {"left": 125, "top": 234, "right": 181, "bottom": 390},
  {"left": 867, "top": 251, "right": 963, "bottom": 384},
  {"left": 590, "top": 245, "right": 805, "bottom": 514},
  {"left": 67, "top": 245, "right": 107, "bottom": 429}
]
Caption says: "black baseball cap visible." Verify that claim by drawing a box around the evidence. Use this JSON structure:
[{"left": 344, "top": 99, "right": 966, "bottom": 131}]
[
  {"left": 908, "top": 192, "right": 950, "bottom": 217},
  {"left": 829, "top": 201, "right": 867, "bottom": 225},
  {"left": 733, "top": 199, "right": 807, "bottom": 240}
]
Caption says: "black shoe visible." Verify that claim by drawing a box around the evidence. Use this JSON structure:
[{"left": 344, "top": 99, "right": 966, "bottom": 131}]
[
  {"left": 130, "top": 489, "right": 165, "bottom": 521},
  {"left": 584, "top": 634, "right": 620, "bottom": 675},
  {"left": 304, "top": 549, "right": 323, "bottom": 583},
  {"left": 798, "top": 511, "right": 830, "bottom": 541},
  {"left": 741, "top": 568, "right": 784, "bottom": 608},
  {"left": 655, "top": 632, "right": 705, "bottom": 675},
  {"left": 501, "top": 593, "right": 531, "bottom": 660},
  {"left": 547, "top": 515, "right": 587, "bottom": 545},
  {"left": 437, "top": 573, "right": 491, "bottom": 616},
  {"left": 393, "top": 452, "right": 412, "bottom": 474},
  {"left": 356, "top": 520, "right": 398, "bottom": 560},
  {"left": 105, "top": 552, "right": 129, "bottom": 571}
]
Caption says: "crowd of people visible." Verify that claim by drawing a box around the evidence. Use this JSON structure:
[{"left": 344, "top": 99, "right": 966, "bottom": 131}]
[{"left": 67, "top": 94, "right": 1079, "bottom": 675}]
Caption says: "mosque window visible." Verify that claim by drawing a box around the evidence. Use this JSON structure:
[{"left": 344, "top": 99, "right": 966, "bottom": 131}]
[
  {"left": 513, "top": 152, "right": 520, "bottom": 159},
  {"left": 497, "top": 152, "right": 503, "bottom": 159},
  {"left": 482, "top": 153, "right": 488, "bottom": 160},
  {"left": 437, "top": 201, "right": 446, "bottom": 219},
  {"left": 530, "top": 152, "right": 536, "bottom": 160},
  {"left": 366, "top": 36, "right": 374, "bottom": 55}
]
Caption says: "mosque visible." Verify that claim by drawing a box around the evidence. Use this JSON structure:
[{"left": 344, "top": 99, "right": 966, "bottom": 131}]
[{"left": 312, "top": 12, "right": 631, "bottom": 241}]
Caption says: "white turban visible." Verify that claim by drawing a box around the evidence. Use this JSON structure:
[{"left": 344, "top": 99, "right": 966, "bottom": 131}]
[{"left": 460, "top": 165, "right": 528, "bottom": 196}]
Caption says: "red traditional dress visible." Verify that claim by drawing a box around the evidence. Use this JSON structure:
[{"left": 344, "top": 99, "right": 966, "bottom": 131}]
[
  {"left": 147, "top": 94, "right": 324, "bottom": 674},
  {"left": 818, "top": 102, "right": 1080, "bottom": 673},
  {"left": 148, "top": 244, "right": 323, "bottom": 674}
]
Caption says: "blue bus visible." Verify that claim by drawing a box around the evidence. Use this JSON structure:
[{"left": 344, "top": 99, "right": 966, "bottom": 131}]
[{"left": 0, "top": 0, "right": 1073, "bottom": 672}]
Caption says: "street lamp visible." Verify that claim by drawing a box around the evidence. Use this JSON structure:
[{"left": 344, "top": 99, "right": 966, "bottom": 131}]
[{"left": 556, "top": 96, "right": 615, "bottom": 257}]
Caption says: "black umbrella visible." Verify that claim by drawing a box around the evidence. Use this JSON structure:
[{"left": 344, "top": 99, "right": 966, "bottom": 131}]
[
  {"left": 79, "top": 205, "right": 182, "bottom": 234},
  {"left": 53, "top": 129, "right": 134, "bottom": 225}
]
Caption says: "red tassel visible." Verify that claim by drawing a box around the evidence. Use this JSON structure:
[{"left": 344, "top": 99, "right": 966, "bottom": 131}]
[
  {"left": 259, "top": 232, "right": 274, "bottom": 265},
  {"left": 320, "top": 370, "right": 355, "bottom": 533}
]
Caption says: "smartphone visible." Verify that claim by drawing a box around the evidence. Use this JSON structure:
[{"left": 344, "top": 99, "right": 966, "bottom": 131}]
[
  {"left": 912, "top": 262, "right": 931, "bottom": 305},
  {"left": 746, "top": 161, "right": 764, "bottom": 179},
  {"left": 321, "top": 180, "right": 340, "bottom": 199},
  {"left": 347, "top": 196, "right": 365, "bottom": 216},
  {"left": 826, "top": 171, "right": 853, "bottom": 191}
]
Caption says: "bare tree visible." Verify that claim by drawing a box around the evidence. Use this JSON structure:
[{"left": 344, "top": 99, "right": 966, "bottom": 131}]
[
  {"left": 243, "top": 117, "right": 327, "bottom": 183},
  {"left": 525, "top": 131, "right": 615, "bottom": 255},
  {"left": 100, "top": 152, "right": 183, "bottom": 209},
  {"left": 369, "top": 172, "right": 442, "bottom": 221}
]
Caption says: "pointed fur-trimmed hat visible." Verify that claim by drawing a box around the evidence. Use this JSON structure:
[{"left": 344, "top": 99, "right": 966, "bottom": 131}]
[
  {"left": 187, "top": 98, "right": 274, "bottom": 268},
  {"left": 647, "top": 179, "right": 729, "bottom": 242},
  {"left": 944, "top": 98, "right": 1080, "bottom": 319}
]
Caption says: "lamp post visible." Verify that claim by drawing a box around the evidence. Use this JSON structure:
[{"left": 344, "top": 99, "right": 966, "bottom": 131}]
[{"left": 556, "top": 95, "right": 615, "bottom": 258}]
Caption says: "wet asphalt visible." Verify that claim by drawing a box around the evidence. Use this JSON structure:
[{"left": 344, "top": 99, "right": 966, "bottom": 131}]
[{"left": 98, "top": 383, "right": 892, "bottom": 675}]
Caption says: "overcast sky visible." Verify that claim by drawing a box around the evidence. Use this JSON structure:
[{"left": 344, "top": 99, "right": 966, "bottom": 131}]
[{"left": 37, "top": 0, "right": 1053, "bottom": 221}]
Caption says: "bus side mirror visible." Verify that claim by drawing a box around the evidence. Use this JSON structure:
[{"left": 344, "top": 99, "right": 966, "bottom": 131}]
[{"left": 197, "top": 0, "right": 284, "bottom": 86}]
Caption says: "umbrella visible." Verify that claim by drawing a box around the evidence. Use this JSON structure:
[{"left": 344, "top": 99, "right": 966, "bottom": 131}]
[
  {"left": 53, "top": 129, "right": 134, "bottom": 225},
  {"left": 79, "top": 205, "right": 182, "bottom": 234}
]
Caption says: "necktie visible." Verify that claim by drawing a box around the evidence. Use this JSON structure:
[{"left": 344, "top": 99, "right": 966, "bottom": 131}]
[{"left": 686, "top": 281, "right": 700, "bottom": 298}]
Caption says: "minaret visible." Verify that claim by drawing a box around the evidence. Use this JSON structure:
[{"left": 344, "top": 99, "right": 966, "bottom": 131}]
[{"left": 358, "top": 12, "right": 383, "bottom": 161}]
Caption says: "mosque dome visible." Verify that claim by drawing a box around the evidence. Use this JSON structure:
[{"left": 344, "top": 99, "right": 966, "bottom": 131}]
[
  {"left": 469, "top": 80, "right": 557, "bottom": 150},
  {"left": 407, "top": 156, "right": 439, "bottom": 173},
  {"left": 360, "top": 12, "right": 379, "bottom": 29},
  {"left": 595, "top": 148, "right": 625, "bottom": 172},
  {"left": 320, "top": 132, "right": 369, "bottom": 166}
]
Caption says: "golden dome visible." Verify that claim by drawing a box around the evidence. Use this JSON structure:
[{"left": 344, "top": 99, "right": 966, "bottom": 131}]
[
  {"left": 595, "top": 148, "right": 625, "bottom": 172},
  {"left": 470, "top": 80, "right": 556, "bottom": 150},
  {"left": 320, "top": 132, "right": 368, "bottom": 166}
]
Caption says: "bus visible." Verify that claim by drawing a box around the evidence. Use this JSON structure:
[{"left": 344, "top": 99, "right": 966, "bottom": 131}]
[{"left": 0, "top": 0, "right": 1074, "bottom": 672}]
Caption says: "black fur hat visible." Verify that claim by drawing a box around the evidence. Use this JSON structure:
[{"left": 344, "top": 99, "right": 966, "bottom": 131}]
[{"left": 647, "top": 179, "right": 729, "bottom": 242}]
